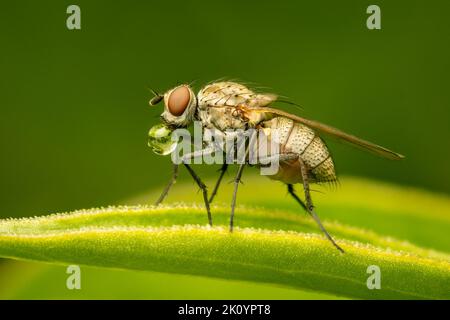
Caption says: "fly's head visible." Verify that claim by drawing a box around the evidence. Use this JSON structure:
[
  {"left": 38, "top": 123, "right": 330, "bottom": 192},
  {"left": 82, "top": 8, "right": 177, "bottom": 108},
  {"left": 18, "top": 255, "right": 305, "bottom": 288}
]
[{"left": 149, "top": 84, "right": 197, "bottom": 127}]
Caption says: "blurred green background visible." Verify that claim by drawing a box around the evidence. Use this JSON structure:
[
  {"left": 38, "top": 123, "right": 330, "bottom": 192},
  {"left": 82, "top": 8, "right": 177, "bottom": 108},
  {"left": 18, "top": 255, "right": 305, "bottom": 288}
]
[{"left": 0, "top": 0, "right": 449, "bottom": 299}]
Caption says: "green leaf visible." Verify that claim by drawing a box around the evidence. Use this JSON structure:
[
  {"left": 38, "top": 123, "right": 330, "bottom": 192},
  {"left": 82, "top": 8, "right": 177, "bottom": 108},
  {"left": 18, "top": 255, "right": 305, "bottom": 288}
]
[
  {"left": 0, "top": 202, "right": 449, "bottom": 299},
  {"left": 0, "top": 260, "right": 341, "bottom": 300}
]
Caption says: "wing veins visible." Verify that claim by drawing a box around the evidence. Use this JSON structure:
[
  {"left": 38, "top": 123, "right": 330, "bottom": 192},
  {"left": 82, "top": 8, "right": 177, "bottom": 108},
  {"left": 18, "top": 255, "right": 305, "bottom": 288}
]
[{"left": 246, "top": 106, "right": 405, "bottom": 160}]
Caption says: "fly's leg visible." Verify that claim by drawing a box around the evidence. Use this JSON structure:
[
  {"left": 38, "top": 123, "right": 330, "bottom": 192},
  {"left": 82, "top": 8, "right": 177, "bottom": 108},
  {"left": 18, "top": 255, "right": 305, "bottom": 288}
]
[
  {"left": 183, "top": 163, "right": 212, "bottom": 226},
  {"left": 258, "top": 153, "right": 306, "bottom": 210},
  {"left": 180, "top": 147, "right": 218, "bottom": 227},
  {"left": 286, "top": 184, "right": 307, "bottom": 211},
  {"left": 155, "top": 164, "right": 179, "bottom": 205},
  {"left": 230, "top": 162, "right": 246, "bottom": 232},
  {"left": 229, "top": 141, "right": 251, "bottom": 232},
  {"left": 209, "top": 163, "right": 228, "bottom": 204},
  {"left": 298, "top": 158, "right": 344, "bottom": 253}
]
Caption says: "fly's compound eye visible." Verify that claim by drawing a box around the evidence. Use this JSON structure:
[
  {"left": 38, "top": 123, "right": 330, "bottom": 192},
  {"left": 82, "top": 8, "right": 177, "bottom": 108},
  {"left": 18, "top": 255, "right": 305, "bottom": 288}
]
[{"left": 167, "top": 86, "right": 191, "bottom": 116}]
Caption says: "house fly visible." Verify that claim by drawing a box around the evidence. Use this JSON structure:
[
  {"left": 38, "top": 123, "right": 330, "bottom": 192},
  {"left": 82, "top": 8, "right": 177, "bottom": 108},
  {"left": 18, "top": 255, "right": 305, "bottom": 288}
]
[{"left": 148, "top": 81, "right": 404, "bottom": 252}]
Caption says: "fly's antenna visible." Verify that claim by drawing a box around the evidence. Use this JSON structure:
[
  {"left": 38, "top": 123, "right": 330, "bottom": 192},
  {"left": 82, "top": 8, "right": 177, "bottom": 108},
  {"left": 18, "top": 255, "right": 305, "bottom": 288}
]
[
  {"left": 148, "top": 87, "right": 164, "bottom": 106},
  {"left": 207, "top": 76, "right": 229, "bottom": 85},
  {"left": 188, "top": 79, "right": 198, "bottom": 87}
]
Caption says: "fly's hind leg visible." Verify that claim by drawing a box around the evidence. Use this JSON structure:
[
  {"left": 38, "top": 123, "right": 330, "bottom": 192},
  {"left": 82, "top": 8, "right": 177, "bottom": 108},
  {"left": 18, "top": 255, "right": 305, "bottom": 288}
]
[
  {"left": 155, "top": 164, "right": 179, "bottom": 205},
  {"left": 286, "top": 184, "right": 307, "bottom": 212},
  {"left": 297, "top": 159, "right": 344, "bottom": 253}
]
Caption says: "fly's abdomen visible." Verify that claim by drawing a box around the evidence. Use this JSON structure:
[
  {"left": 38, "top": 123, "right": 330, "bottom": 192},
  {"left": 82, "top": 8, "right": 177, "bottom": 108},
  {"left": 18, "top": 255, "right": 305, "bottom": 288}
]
[
  {"left": 301, "top": 137, "right": 336, "bottom": 183},
  {"left": 262, "top": 117, "right": 336, "bottom": 184}
]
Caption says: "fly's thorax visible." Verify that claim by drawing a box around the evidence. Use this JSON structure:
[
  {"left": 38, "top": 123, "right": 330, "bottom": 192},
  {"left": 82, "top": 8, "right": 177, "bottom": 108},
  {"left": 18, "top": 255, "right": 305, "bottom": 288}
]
[
  {"left": 198, "top": 106, "right": 248, "bottom": 131},
  {"left": 197, "top": 81, "right": 275, "bottom": 131},
  {"left": 198, "top": 81, "right": 277, "bottom": 108}
]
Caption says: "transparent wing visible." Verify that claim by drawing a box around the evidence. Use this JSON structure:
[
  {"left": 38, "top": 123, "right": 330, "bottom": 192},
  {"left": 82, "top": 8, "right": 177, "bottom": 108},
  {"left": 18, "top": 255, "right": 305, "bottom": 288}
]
[{"left": 244, "top": 106, "right": 405, "bottom": 160}]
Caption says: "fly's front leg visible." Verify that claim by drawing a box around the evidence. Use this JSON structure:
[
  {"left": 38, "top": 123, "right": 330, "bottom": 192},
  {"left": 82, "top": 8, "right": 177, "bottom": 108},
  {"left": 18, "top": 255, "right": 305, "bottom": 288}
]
[
  {"left": 298, "top": 158, "right": 344, "bottom": 253},
  {"left": 155, "top": 144, "right": 212, "bottom": 208},
  {"left": 209, "top": 163, "right": 228, "bottom": 203},
  {"left": 180, "top": 147, "right": 217, "bottom": 226},
  {"left": 183, "top": 163, "right": 212, "bottom": 226},
  {"left": 155, "top": 164, "right": 179, "bottom": 205}
]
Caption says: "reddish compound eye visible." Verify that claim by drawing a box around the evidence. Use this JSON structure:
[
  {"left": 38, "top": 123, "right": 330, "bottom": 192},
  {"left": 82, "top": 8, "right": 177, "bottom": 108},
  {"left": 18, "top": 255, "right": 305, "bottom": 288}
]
[{"left": 167, "top": 86, "right": 190, "bottom": 116}]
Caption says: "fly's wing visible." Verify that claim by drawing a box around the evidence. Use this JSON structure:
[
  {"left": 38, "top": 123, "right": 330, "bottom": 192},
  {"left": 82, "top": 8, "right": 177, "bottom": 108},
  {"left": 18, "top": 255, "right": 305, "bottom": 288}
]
[{"left": 242, "top": 106, "right": 405, "bottom": 160}]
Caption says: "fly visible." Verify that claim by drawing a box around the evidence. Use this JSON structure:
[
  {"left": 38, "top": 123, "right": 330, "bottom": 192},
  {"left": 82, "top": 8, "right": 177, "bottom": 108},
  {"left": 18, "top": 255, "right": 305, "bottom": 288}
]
[{"left": 147, "top": 81, "right": 404, "bottom": 253}]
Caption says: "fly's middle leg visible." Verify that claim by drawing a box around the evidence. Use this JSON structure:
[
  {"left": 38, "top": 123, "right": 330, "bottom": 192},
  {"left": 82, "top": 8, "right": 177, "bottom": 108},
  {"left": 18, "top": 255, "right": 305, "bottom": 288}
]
[
  {"left": 229, "top": 143, "right": 251, "bottom": 232},
  {"left": 228, "top": 151, "right": 298, "bottom": 231},
  {"left": 209, "top": 163, "right": 228, "bottom": 204},
  {"left": 230, "top": 162, "right": 246, "bottom": 232}
]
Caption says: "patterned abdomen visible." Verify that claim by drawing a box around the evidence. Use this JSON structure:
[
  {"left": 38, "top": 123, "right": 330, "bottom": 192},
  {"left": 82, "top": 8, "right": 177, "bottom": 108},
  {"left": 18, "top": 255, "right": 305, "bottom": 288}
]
[{"left": 261, "top": 117, "right": 337, "bottom": 184}]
